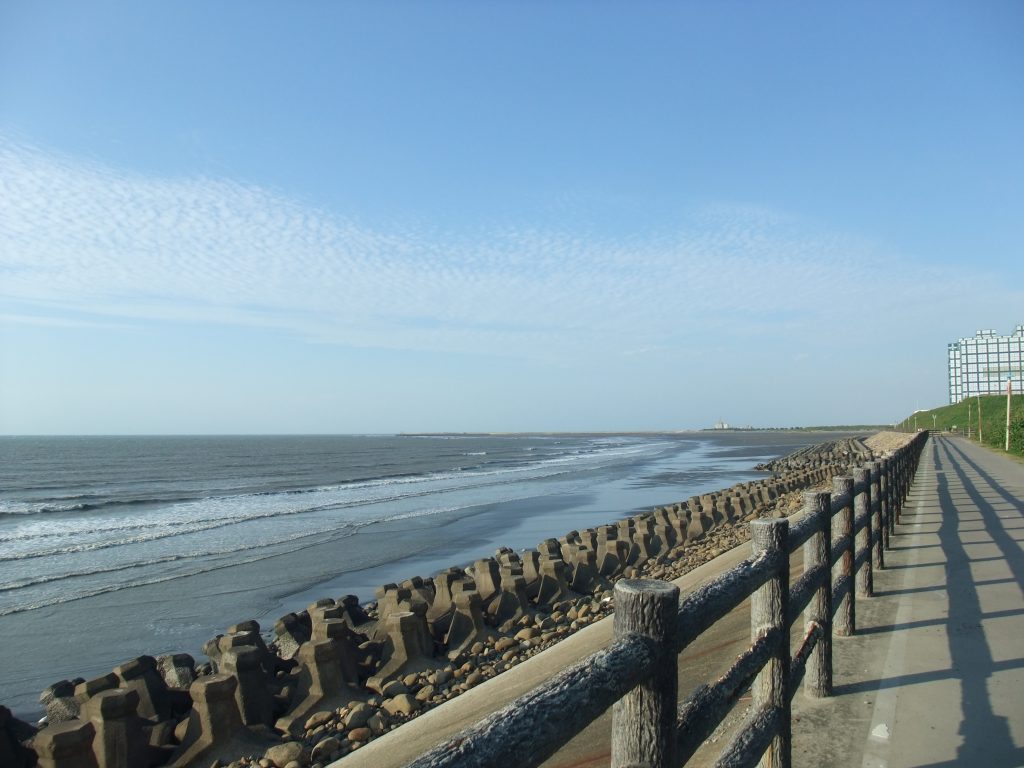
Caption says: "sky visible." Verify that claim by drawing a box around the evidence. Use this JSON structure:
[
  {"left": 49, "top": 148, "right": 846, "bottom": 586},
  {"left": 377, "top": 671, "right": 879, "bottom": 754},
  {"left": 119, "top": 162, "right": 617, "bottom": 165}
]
[{"left": 1, "top": 1, "right": 1022, "bottom": 434}]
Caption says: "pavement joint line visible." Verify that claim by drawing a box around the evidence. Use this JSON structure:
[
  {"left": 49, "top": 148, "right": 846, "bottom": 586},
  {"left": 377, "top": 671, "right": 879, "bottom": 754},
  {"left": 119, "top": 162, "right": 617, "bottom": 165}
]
[{"left": 860, "top": 467, "right": 930, "bottom": 768}]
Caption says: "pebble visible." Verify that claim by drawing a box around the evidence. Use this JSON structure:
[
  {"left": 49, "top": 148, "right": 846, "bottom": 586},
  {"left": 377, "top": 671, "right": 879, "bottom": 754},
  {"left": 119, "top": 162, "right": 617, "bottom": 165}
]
[
  {"left": 494, "top": 637, "right": 518, "bottom": 652},
  {"left": 264, "top": 742, "right": 307, "bottom": 768},
  {"left": 366, "top": 712, "right": 387, "bottom": 735},
  {"left": 415, "top": 684, "right": 436, "bottom": 702},
  {"left": 402, "top": 673, "right": 420, "bottom": 688},
  {"left": 310, "top": 737, "right": 341, "bottom": 764},
  {"left": 382, "top": 694, "right": 419, "bottom": 716},
  {"left": 381, "top": 679, "right": 408, "bottom": 698},
  {"left": 304, "top": 712, "right": 332, "bottom": 731},
  {"left": 346, "top": 727, "right": 371, "bottom": 743},
  {"left": 343, "top": 703, "right": 373, "bottom": 729}
]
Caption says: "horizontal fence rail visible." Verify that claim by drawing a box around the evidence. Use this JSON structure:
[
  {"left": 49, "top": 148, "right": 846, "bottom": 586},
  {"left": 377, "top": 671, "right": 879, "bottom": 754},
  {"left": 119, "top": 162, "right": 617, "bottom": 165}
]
[{"left": 407, "top": 431, "right": 928, "bottom": 768}]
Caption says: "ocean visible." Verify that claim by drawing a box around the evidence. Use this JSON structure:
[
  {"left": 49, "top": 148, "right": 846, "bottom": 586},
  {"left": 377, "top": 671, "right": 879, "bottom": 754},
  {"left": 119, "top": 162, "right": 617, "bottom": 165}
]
[{"left": 0, "top": 431, "right": 849, "bottom": 718}]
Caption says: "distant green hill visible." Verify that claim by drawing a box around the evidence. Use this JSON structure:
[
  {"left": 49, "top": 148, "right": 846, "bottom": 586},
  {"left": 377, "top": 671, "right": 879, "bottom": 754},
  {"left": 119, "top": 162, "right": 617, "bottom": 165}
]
[{"left": 899, "top": 394, "right": 1024, "bottom": 457}]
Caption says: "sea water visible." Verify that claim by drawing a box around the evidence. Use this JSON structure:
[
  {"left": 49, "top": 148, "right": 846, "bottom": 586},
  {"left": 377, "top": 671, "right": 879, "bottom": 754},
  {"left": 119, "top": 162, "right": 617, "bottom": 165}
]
[{"left": 0, "top": 431, "right": 844, "bottom": 718}]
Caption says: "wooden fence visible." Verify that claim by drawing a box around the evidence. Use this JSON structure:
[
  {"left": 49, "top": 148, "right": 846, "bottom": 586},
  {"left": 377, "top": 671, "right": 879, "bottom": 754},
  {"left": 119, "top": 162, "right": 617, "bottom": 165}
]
[{"left": 405, "top": 431, "right": 927, "bottom": 768}]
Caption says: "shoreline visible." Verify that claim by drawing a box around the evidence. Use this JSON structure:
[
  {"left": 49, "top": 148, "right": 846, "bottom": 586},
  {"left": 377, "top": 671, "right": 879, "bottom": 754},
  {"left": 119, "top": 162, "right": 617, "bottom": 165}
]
[
  {"left": 2, "top": 434, "right": 913, "bottom": 768},
  {"left": 3, "top": 430, "right": 804, "bottom": 719},
  {"left": 6, "top": 434, "right": 913, "bottom": 768}
]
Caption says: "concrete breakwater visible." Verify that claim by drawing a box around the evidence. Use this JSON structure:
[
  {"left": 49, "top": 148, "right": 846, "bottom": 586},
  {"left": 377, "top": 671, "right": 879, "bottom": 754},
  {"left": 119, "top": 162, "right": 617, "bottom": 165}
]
[{"left": 2, "top": 435, "right": 890, "bottom": 768}]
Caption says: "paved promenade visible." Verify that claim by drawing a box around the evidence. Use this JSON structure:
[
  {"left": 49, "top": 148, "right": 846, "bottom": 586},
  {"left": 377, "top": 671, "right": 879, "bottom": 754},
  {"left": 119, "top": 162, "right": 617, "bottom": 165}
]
[{"left": 793, "top": 435, "right": 1024, "bottom": 767}]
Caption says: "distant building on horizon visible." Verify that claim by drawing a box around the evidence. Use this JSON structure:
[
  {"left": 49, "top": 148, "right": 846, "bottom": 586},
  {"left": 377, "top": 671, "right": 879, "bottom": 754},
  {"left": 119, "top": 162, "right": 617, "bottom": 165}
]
[
  {"left": 947, "top": 324, "right": 1024, "bottom": 403},
  {"left": 713, "top": 419, "right": 730, "bottom": 430}
]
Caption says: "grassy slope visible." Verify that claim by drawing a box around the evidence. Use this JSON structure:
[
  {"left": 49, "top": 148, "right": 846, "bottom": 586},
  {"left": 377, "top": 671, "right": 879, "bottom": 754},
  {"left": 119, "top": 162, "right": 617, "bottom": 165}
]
[{"left": 898, "top": 394, "right": 1024, "bottom": 457}]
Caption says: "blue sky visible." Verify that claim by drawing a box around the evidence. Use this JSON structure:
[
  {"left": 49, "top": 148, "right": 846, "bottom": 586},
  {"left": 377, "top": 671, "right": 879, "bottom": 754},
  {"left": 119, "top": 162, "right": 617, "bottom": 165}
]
[{"left": 1, "top": 1, "right": 1022, "bottom": 434}]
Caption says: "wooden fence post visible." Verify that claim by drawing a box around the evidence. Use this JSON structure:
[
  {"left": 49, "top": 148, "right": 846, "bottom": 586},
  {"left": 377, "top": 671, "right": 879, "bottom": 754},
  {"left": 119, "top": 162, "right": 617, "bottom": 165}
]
[
  {"left": 898, "top": 447, "right": 907, "bottom": 521},
  {"left": 878, "top": 458, "right": 890, "bottom": 552},
  {"left": 832, "top": 475, "right": 855, "bottom": 636},
  {"left": 804, "top": 491, "right": 832, "bottom": 697},
  {"left": 853, "top": 467, "right": 873, "bottom": 598},
  {"left": 750, "top": 518, "right": 790, "bottom": 768},
  {"left": 870, "top": 461, "right": 885, "bottom": 570},
  {"left": 891, "top": 452, "right": 900, "bottom": 526},
  {"left": 611, "top": 579, "right": 679, "bottom": 768},
  {"left": 902, "top": 443, "right": 913, "bottom": 512},
  {"left": 885, "top": 457, "right": 896, "bottom": 540}
]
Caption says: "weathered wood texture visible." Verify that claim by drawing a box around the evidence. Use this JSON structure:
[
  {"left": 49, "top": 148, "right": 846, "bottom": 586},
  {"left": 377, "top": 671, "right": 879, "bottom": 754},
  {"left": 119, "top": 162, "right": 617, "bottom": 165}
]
[
  {"left": 675, "top": 627, "right": 780, "bottom": 765},
  {"left": 714, "top": 704, "right": 782, "bottom": 768},
  {"left": 880, "top": 458, "right": 891, "bottom": 549},
  {"left": 852, "top": 546, "right": 871, "bottom": 573},
  {"left": 831, "top": 476, "right": 856, "bottom": 640},
  {"left": 788, "top": 621, "right": 823, "bottom": 695},
  {"left": 802, "top": 491, "right": 831, "bottom": 697},
  {"left": 786, "top": 562, "right": 826, "bottom": 629},
  {"left": 405, "top": 634, "right": 657, "bottom": 768},
  {"left": 878, "top": 461, "right": 886, "bottom": 558},
  {"left": 829, "top": 573, "right": 851, "bottom": 627},
  {"left": 827, "top": 489, "right": 852, "bottom": 516},
  {"left": 674, "top": 552, "right": 776, "bottom": 652},
  {"left": 785, "top": 511, "right": 818, "bottom": 552},
  {"left": 829, "top": 533, "right": 852, "bottom": 568},
  {"left": 831, "top": 474, "right": 855, "bottom": 638},
  {"left": 853, "top": 468, "right": 873, "bottom": 598},
  {"left": 870, "top": 462, "right": 885, "bottom": 570},
  {"left": 750, "top": 519, "right": 790, "bottom": 768},
  {"left": 890, "top": 456, "right": 899, "bottom": 532},
  {"left": 612, "top": 580, "right": 679, "bottom": 768},
  {"left": 892, "top": 453, "right": 903, "bottom": 525}
]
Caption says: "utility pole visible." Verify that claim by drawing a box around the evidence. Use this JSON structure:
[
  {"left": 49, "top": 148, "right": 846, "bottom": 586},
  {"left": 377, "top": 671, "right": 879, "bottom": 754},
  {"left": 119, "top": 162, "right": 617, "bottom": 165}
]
[
  {"left": 933, "top": 414, "right": 937, "bottom": 431},
  {"left": 1007, "top": 377, "right": 1013, "bottom": 452},
  {"left": 968, "top": 401, "right": 972, "bottom": 439},
  {"left": 978, "top": 395, "right": 983, "bottom": 443}
]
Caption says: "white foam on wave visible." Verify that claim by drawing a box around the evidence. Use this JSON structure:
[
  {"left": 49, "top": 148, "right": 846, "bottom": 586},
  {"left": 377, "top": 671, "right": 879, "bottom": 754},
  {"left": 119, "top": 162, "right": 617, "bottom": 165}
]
[
  {"left": 0, "top": 438, "right": 676, "bottom": 613},
  {"left": 0, "top": 500, "right": 479, "bottom": 615},
  {"left": 2, "top": 439, "right": 661, "bottom": 553}
]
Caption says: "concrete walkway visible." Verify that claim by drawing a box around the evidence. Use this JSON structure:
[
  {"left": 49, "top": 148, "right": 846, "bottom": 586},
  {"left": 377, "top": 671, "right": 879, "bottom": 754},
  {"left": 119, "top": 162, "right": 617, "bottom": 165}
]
[{"left": 793, "top": 436, "right": 1024, "bottom": 767}]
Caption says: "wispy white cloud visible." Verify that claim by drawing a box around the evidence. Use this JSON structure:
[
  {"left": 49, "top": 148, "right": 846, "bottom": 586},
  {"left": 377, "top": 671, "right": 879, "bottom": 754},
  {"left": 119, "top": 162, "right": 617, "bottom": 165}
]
[
  {"left": 0, "top": 312, "right": 134, "bottom": 331},
  {"left": 0, "top": 135, "right": 1014, "bottom": 363}
]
